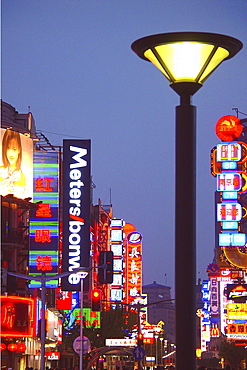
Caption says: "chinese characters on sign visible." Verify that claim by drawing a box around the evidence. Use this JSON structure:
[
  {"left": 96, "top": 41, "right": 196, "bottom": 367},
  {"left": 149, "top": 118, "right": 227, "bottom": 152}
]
[
  {"left": 110, "top": 219, "right": 124, "bottom": 302},
  {"left": 29, "top": 152, "right": 59, "bottom": 288},
  {"left": 127, "top": 232, "right": 142, "bottom": 304},
  {"left": 0, "top": 296, "right": 35, "bottom": 337}
]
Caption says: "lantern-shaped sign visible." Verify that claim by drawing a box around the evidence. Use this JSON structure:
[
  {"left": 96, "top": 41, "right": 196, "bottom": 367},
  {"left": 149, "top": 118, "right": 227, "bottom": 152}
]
[{"left": 8, "top": 343, "right": 17, "bottom": 351}]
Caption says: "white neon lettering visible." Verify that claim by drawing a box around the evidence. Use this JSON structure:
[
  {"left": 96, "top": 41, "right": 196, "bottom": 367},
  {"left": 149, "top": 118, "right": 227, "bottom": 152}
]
[
  {"left": 69, "top": 188, "right": 81, "bottom": 199},
  {"left": 67, "top": 145, "right": 88, "bottom": 285},
  {"left": 69, "top": 146, "right": 87, "bottom": 169}
]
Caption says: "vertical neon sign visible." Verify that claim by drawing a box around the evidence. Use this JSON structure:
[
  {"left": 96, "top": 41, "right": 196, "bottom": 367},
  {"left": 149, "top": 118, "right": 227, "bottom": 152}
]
[
  {"left": 110, "top": 219, "right": 124, "bottom": 302},
  {"left": 29, "top": 151, "right": 59, "bottom": 288},
  {"left": 126, "top": 231, "right": 143, "bottom": 304}
]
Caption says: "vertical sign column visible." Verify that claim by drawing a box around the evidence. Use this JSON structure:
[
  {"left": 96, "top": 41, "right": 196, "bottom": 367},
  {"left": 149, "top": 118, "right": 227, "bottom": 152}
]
[
  {"left": 29, "top": 151, "right": 59, "bottom": 288},
  {"left": 110, "top": 219, "right": 125, "bottom": 303},
  {"left": 62, "top": 140, "right": 91, "bottom": 291},
  {"left": 126, "top": 231, "right": 143, "bottom": 304}
]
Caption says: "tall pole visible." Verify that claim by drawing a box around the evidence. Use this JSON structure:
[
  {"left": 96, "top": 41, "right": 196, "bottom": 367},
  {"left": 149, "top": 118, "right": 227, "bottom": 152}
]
[
  {"left": 137, "top": 302, "right": 141, "bottom": 370},
  {"left": 155, "top": 335, "right": 158, "bottom": 366},
  {"left": 175, "top": 94, "right": 196, "bottom": 370},
  {"left": 80, "top": 277, "right": 84, "bottom": 370},
  {"left": 160, "top": 338, "right": 164, "bottom": 366},
  {"left": 41, "top": 272, "right": 46, "bottom": 370}
]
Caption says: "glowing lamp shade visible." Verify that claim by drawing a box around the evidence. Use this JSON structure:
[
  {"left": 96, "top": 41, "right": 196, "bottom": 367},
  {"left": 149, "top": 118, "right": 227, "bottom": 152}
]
[{"left": 131, "top": 32, "right": 243, "bottom": 94}]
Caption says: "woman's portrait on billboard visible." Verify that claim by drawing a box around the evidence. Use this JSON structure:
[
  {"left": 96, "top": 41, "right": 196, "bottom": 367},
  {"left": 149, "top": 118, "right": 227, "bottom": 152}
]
[{"left": 0, "top": 129, "right": 28, "bottom": 198}]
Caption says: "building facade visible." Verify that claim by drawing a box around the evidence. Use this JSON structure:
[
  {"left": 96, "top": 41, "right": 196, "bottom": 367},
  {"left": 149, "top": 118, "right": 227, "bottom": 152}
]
[{"left": 143, "top": 281, "right": 175, "bottom": 343}]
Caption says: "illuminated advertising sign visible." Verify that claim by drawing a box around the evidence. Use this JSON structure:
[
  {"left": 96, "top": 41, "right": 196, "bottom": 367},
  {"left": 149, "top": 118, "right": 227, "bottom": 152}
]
[
  {"left": 127, "top": 232, "right": 143, "bottom": 304},
  {"left": 227, "top": 284, "right": 247, "bottom": 302},
  {"left": 219, "top": 232, "right": 246, "bottom": 247},
  {"left": 217, "top": 173, "right": 242, "bottom": 191},
  {"left": 210, "top": 277, "right": 219, "bottom": 316},
  {"left": 63, "top": 307, "right": 100, "bottom": 329},
  {"left": 110, "top": 219, "right": 124, "bottom": 302},
  {"left": 217, "top": 203, "right": 242, "bottom": 222},
  {"left": 227, "top": 324, "right": 247, "bottom": 340},
  {"left": 201, "top": 280, "right": 211, "bottom": 350},
  {"left": 29, "top": 151, "right": 59, "bottom": 288},
  {"left": 46, "top": 352, "right": 60, "bottom": 360},
  {"left": 105, "top": 338, "right": 137, "bottom": 346},
  {"left": 46, "top": 309, "right": 63, "bottom": 342},
  {"left": 0, "top": 296, "right": 36, "bottom": 337},
  {"left": 62, "top": 140, "right": 91, "bottom": 291},
  {"left": 215, "top": 115, "right": 242, "bottom": 142},
  {"left": 216, "top": 143, "right": 241, "bottom": 161},
  {"left": 210, "top": 325, "right": 220, "bottom": 338},
  {"left": 56, "top": 288, "right": 73, "bottom": 310},
  {"left": 227, "top": 303, "right": 247, "bottom": 320},
  {"left": 0, "top": 128, "right": 33, "bottom": 199}
]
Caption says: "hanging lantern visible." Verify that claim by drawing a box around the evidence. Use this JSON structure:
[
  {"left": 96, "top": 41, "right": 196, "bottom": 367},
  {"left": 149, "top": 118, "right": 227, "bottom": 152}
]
[
  {"left": 17, "top": 343, "right": 27, "bottom": 352},
  {"left": 7, "top": 343, "right": 17, "bottom": 351},
  {"left": 0, "top": 343, "right": 6, "bottom": 351}
]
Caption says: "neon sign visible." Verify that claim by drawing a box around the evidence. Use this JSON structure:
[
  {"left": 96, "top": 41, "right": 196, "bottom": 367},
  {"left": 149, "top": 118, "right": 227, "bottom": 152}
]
[
  {"left": 216, "top": 143, "right": 241, "bottom": 162},
  {"left": 0, "top": 296, "right": 35, "bottom": 337},
  {"left": 29, "top": 151, "right": 59, "bottom": 288},
  {"left": 127, "top": 231, "right": 143, "bottom": 304},
  {"left": 217, "top": 173, "right": 242, "bottom": 191},
  {"left": 215, "top": 115, "right": 242, "bottom": 142},
  {"left": 62, "top": 140, "right": 91, "bottom": 291},
  {"left": 110, "top": 219, "right": 124, "bottom": 302},
  {"left": 217, "top": 203, "right": 242, "bottom": 222}
]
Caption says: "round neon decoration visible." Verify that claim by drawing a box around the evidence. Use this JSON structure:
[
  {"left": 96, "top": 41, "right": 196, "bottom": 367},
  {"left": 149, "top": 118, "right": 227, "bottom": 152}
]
[
  {"left": 7, "top": 343, "right": 18, "bottom": 351},
  {"left": 0, "top": 343, "right": 6, "bottom": 351},
  {"left": 215, "top": 115, "right": 242, "bottom": 141}
]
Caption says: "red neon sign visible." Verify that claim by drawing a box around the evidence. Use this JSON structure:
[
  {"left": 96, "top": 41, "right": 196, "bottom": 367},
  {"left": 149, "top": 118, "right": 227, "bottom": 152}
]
[
  {"left": 0, "top": 343, "right": 6, "bottom": 351},
  {"left": 0, "top": 296, "right": 36, "bottom": 337},
  {"left": 215, "top": 115, "right": 242, "bottom": 141},
  {"left": 36, "top": 255, "right": 53, "bottom": 271},
  {"left": 36, "top": 203, "right": 52, "bottom": 218},
  {"left": 35, "top": 229, "right": 51, "bottom": 243},
  {"left": 8, "top": 343, "right": 17, "bottom": 351},
  {"left": 35, "top": 178, "right": 54, "bottom": 191}
]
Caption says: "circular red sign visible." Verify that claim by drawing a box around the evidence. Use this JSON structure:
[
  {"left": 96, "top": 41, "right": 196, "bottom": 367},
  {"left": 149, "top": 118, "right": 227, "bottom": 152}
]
[
  {"left": 8, "top": 343, "right": 17, "bottom": 351},
  {"left": 17, "top": 343, "right": 27, "bottom": 352},
  {"left": 215, "top": 115, "right": 242, "bottom": 141},
  {"left": 0, "top": 343, "right": 6, "bottom": 351}
]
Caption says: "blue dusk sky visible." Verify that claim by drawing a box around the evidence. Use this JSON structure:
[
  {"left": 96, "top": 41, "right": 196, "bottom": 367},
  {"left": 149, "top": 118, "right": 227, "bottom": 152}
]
[{"left": 2, "top": 1, "right": 247, "bottom": 296}]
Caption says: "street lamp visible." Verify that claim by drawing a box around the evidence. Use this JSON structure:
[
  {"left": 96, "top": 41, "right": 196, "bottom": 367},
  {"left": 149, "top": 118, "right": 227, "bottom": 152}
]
[
  {"left": 131, "top": 32, "right": 242, "bottom": 370},
  {"left": 160, "top": 337, "right": 164, "bottom": 366},
  {"left": 154, "top": 334, "right": 159, "bottom": 366}
]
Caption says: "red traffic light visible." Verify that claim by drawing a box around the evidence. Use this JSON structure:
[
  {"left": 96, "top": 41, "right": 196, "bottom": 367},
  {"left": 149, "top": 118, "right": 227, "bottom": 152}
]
[{"left": 92, "top": 289, "right": 101, "bottom": 311}]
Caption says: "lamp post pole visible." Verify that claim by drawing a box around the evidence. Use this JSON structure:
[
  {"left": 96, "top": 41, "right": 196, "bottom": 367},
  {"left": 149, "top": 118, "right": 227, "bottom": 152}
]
[
  {"left": 160, "top": 337, "right": 164, "bottom": 366},
  {"left": 154, "top": 334, "right": 158, "bottom": 366},
  {"left": 131, "top": 31, "right": 242, "bottom": 370},
  {"left": 175, "top": 93, "right": 196, "bottom": 370}
]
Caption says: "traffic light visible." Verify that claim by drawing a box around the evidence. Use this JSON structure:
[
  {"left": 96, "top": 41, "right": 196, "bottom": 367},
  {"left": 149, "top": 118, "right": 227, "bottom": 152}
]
[
  {"left": 137, "top": 333, "right": 143, "bottom": 346},
  {"left": 98, "top": 251, "right": 113, "bottom": 284},
  {"left": 91, "top": 289, "right": 101, "bottom": 311}
]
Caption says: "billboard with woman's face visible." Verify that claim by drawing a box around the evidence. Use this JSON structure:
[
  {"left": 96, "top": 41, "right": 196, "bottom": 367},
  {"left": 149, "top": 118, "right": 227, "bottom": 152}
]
[{"left": 0, "top": 128, "right": 33, "bottom": 199}]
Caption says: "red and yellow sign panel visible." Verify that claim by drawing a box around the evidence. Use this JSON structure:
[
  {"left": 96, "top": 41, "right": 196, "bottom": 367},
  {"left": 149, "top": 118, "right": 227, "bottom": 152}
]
[
  {"left": 215, "top": 115, "right": 242, "bottom": 141},
  {"left": 127, "top": 231, "right": 142, "bottom": 304},
  {"left": 0, "top": 296, "right": 36, "bottom": 337},
  {"left": 227, "top": 303, "right": 247, "bottom": 320}
]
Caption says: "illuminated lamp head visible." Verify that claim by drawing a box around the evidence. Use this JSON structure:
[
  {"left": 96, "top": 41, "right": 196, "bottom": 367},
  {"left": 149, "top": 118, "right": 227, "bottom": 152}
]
[{"left": 131, "top": 32, "right": 243, "bottom": 98}]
